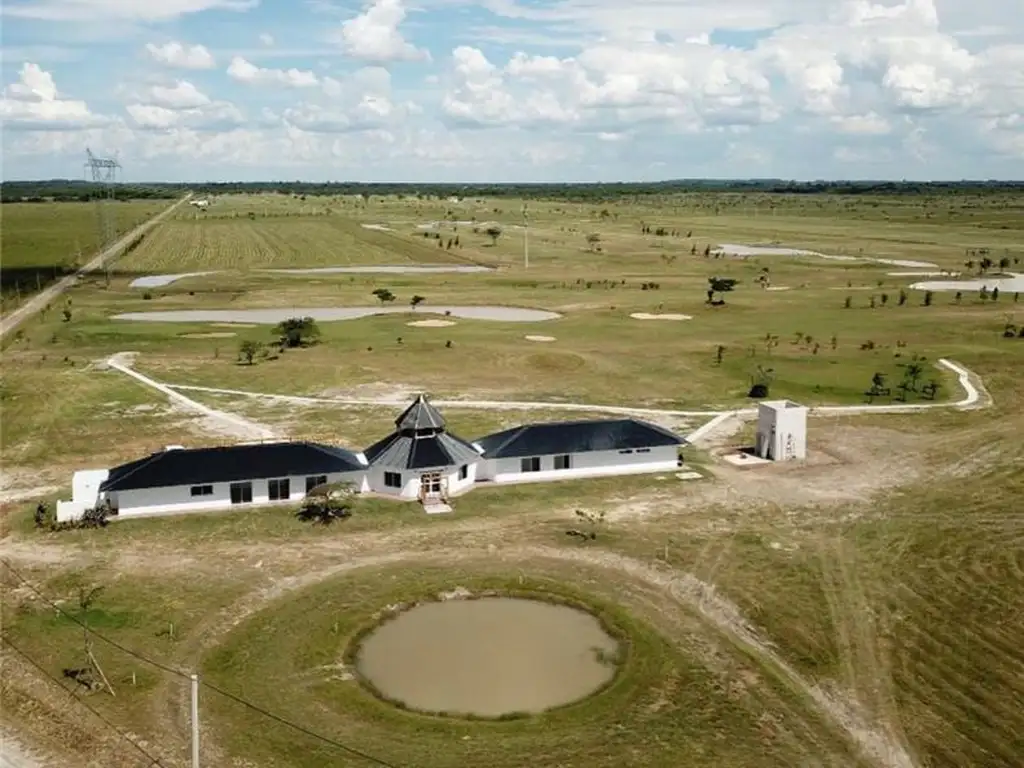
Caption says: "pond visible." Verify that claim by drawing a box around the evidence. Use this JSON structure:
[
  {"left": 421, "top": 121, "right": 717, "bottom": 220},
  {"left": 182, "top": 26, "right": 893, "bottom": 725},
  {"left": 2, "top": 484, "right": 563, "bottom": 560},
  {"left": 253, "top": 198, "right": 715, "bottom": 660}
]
[
  {"left": 354, "top": 597, "right": 619, "bottom": 717},
  {"left": 111, "top": 306, "right": 561, "bottom": 323}
]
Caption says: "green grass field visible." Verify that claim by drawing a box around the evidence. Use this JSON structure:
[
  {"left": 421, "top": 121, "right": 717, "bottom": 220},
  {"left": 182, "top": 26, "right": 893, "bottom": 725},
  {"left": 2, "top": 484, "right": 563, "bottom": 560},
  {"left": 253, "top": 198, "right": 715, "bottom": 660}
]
[{"left": 1, "top": 190, "right": 1022, "bottom": 768}]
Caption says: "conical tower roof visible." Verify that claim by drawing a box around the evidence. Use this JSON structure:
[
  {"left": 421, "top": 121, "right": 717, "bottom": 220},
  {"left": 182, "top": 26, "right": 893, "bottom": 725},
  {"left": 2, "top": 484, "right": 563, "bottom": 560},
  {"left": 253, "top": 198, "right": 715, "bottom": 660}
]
[{"left": 395, "top": 394, "right": 446, "bottom": 431}]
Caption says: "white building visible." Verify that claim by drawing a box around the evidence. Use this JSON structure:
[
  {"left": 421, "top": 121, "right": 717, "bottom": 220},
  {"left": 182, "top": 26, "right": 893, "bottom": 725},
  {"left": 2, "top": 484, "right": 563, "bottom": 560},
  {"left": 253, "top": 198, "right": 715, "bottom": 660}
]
[
  {"left": 56, "top": 395, "right": 687, "bottom": 522},
  {"left": 754, "top": 400, "right": 808, "bottom": 461}
]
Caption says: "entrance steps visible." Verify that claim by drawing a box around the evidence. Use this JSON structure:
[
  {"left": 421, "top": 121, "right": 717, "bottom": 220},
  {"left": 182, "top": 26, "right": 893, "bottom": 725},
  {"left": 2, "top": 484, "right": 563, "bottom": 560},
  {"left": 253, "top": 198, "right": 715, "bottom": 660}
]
[{"left": 422, "top": 500, "right": 452, "bottom": 514}]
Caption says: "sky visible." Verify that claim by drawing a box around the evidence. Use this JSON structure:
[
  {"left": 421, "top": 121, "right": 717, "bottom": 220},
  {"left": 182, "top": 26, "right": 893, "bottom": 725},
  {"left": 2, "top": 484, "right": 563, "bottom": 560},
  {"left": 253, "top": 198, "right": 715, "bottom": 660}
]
[{"left": 0, "top": 0, "right": 1022, "bottom": 182}]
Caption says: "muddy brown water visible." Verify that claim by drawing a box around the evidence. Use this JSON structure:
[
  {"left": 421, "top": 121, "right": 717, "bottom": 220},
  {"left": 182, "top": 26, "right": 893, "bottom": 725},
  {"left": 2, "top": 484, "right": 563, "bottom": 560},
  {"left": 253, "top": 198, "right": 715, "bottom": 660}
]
[{"left": 355, "top": 597, "right": 619, "bottom": 717}]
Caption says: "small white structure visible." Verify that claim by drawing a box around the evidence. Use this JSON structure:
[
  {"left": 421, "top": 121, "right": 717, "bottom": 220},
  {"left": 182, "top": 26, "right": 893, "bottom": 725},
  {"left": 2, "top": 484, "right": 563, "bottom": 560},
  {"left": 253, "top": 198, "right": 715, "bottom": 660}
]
[
  {"left": 56, "top": 396, "right": 687, "bottom": 521},
  {"left": 755, "top": 400, "right": 808, "bottom": 461}
]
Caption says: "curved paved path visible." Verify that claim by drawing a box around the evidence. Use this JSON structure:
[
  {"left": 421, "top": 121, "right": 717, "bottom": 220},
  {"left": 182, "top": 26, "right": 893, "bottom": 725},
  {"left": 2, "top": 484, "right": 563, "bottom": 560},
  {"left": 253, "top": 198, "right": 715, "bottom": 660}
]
[{"left": 105, "top": 355, "right": 985, "bottom": 444}]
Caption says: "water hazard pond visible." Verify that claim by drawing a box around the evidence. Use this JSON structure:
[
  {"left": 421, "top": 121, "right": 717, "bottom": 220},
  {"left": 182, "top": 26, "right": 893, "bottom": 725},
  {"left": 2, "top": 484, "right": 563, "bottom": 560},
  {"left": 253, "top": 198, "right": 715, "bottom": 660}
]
[{"left": 355, "top": 597, "right": 620, "bottom": 717}]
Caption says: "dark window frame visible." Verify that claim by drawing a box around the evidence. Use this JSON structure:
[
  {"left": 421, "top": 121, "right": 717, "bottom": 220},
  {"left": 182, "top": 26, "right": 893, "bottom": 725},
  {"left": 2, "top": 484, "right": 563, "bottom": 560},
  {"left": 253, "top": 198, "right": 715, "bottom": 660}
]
[
  {"left": 554, "top": 454, "right": 572, "bottom": 470},
  {"left": 305, "top": 475, "right": 328, "bottom": 494},
  {"left": 384, "top": 471, "right": 402, "bottom": 488},
  {"left": 190, "top": 484, "right": 213, "bottom": 497},
  {"left": 268, "top": 478, "right": 291, "bottom": 501},
  {"left": 459, "top": 465, "right": 469, "bottom": 480},
  {"left": 229, "top": 481, "right": 253, "bottom": 504},
  {"left": 520, "top": 456, "right": 541, "bottom": 473}
]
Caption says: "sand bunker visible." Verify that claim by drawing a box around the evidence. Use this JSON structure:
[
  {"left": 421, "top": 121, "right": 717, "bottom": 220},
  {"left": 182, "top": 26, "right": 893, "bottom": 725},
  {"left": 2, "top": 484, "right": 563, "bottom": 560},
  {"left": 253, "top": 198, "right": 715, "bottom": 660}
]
[
  {"left": 525, "top": 335, "right": 556, "bottom": 342},
  {"left": 630, "top": 313, "right": 693, "bottom": 321},
  {"left": 113, "top": 306, "right": 561, "bottom": 324},
  {"left": 408, "top": 319, "right": 456, "bottom": 328},
  {"left": 765, "top": 286, "right": 791, "bottom": 291},
  {"left": 212, "top": 322, "right": 257, "bottom": 328},
  {"left": 712, "top": 244, "right": 938, "bottom": 269},
  {"left": 361, "top": 224, "right": 395, "bottom": 232},
  {"left": 130, "top": 271, "right": 220, "bottom": 288},
  {"left": 355, "top": 597, "right": 618, "bottom": 717},
  {"left": 179, "top": 332, "right": 236, "bottom": 339},
  {"left": 888, "top": 271, "right": 959, "bottom": 277},
  {"left": 262, "top": 265, "right": 492, "bottom": 275},
  {"left": 910, "top": 273, "right": 1024, "bottom": 293}
]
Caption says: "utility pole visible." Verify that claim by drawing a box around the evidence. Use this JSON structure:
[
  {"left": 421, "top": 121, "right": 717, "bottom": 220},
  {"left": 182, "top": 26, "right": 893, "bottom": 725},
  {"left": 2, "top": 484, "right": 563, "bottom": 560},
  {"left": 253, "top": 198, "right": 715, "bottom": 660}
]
[
  {"left": 191, "top": 673, "right": 200, "bottom": 768},
  {"left": 522, "top": 202, "right": 529, "bottom": 270}
]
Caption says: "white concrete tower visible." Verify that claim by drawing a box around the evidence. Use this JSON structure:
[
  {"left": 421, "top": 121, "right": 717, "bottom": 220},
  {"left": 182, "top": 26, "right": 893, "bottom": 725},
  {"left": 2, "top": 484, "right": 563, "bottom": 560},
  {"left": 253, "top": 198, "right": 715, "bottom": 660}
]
[{"left": 755, "top": 400, "right": 808, "bottom": 461}]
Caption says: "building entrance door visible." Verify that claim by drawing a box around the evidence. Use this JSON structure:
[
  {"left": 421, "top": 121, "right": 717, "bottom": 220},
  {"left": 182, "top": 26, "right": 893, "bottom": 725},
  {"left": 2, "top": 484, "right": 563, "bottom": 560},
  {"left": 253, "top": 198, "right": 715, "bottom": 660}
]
[{"left": 419, "top": 472, "right": 443, "bottom": 500}]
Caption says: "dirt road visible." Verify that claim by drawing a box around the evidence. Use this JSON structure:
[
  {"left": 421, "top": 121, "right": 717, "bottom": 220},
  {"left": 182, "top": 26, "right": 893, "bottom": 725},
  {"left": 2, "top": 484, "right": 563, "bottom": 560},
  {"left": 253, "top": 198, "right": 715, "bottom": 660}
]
[{"left": 0, "top": 194, "right": 191, "bottom": 340}]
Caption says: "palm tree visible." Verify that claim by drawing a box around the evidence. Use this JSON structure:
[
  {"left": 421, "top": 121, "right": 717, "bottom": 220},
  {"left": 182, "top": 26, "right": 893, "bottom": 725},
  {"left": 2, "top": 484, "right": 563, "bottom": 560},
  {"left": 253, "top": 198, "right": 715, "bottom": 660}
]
[{"left": 410, "top": 295, "right": 425, "bottom": 310}]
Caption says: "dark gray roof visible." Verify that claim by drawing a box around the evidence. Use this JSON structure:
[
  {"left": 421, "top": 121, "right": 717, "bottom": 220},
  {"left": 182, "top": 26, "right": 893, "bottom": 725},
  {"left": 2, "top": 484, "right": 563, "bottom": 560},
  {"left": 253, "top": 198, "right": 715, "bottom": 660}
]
[
  {"left": 475, "top": 418, "right": 685, "bottom": 460},
  {"left": 363, "top": 431, "right": 481, "bottom": 470},
  {"left": 100, "top": 442, "right": 365, "bottom": 492},
  {"left": 395, "top": 395, "right": 445, "bottom": 431}
]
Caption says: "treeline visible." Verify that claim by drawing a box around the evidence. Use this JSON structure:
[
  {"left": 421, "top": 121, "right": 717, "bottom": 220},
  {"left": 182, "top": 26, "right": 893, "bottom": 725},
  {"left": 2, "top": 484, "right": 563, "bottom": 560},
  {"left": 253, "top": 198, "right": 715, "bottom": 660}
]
[
  {"left": 0, "top": 181, "right": 179, "bottom": 203},
  {"left": 3, "top": 178, "right": 1023, "bottom": 204}
]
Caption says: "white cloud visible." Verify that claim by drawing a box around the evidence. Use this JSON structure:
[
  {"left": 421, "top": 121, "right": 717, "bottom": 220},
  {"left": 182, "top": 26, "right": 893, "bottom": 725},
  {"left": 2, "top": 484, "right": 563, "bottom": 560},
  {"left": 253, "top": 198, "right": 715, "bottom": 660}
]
[
  {"left": 831, "top": 112, "right": 891, "bottom": 134},
  {"left": 146, "top": 81, "right": 212, "bottom": 110},
  {"left": 2, "top": 0, "right": 257, "bottom": 22},
  {"left": 0, "top": 62, "right": 104, "bottom": 129},
  {"left": 126, "top": 101, "right": 245, "bottom": 131},
  {"left": 227, "top": 57, "right": 320, "bottom": 87},
  {"left": 145, "top": 41, "right": 216, "bottom": 70},
  {"left": 333, "top": 0, "right": 428, "bottom": 63},
  {"left": 276, "top": 66, "right": 410, "bottom": 132},
  {"left": 259, "top": 32, "right": 275, "bottom": 46}
]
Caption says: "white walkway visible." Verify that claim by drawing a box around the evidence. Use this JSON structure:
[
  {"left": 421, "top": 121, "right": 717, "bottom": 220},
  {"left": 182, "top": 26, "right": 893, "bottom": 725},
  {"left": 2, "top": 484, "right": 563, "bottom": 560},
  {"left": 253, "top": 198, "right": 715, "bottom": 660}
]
[{"left": 104, "top": 355, "right": 985, "bottom": 445}]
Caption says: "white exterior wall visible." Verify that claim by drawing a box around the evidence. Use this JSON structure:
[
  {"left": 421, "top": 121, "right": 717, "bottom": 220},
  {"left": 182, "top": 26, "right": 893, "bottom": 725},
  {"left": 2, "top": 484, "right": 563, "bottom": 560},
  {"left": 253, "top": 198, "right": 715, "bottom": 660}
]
[
  {"left": 365, "top": 461, "right": 479, "bottom": 499},
  {"left": 479, "top": 445, "right": 679, "bottom": 484},
  {"left": 108, "top": 471, "right": 367, "bottom": 519},
  {"left": 755, "top": 401, "right": 808, "bottom": 461},
  {"left": 56, "top": 469, "right": 111, "bottom": 522}
]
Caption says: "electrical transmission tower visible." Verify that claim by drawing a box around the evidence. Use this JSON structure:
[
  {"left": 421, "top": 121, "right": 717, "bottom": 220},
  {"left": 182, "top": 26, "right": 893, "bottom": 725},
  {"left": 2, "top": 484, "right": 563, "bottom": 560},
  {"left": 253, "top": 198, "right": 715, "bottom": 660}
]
[{"left": 85, "top": 148, "right": 121, "bottom": 248}]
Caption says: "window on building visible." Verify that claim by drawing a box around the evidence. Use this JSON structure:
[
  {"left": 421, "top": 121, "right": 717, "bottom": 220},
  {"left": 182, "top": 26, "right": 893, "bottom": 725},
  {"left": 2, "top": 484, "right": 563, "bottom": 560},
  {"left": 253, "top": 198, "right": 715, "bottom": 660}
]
[
  {"left": 268, "top": 478, "right": 290, "bottom": 501},
  {"left": 520, "top": 456, "right": 541, "bottom": 473},
  {"left": 618, "top": 449, "right": 634, "bottom": 454},
  {"left": 554, "top": 454, "right": 571, "bottom": 470},
  {"left": 190, "top": 485, "right": 213, "bottom": 497},
  {"left": 636, "top": 448, "right": 651, "bottom": 454},
  {"left": 384, "top": 471, "right": 402, "bottom": 488},
  {"left": 229, "top": 482, "right": 253, "bottom": 504},
  {"left": 305, "top": 475, "right": 328, "bottom": 494},
  {"left": 459, "top": 465, "right": 469, "bottom": 480}
]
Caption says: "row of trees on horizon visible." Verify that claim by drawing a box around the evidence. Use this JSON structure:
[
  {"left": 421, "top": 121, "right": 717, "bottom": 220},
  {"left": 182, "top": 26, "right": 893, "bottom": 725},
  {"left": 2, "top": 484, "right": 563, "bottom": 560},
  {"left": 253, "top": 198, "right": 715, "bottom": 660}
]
[{"left": 3, "top": 179, "right": 1024, "bottom": 204}]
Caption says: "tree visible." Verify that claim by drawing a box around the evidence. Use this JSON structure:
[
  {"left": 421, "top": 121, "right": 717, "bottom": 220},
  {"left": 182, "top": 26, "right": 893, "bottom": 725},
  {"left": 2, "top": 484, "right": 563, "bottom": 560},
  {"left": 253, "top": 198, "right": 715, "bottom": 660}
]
[
  {"left": 62, "top": 307, "right": 72, "bottom": 322},
  {"left": 715, "top": 345, "right": 725, "bottom": 365},
  {"left": 880, "top": 293, "right": 889, "bottom": 306},
  {"left": 921, "top": 379, "right": 941, "bottom": 400},
  {"left": 904, "top": 360, "right": 924, "bottom": 391},
  {"left": 34, "top": 501, "right": 52, "bottom": 529},
  {"left": 991, "top": 286, "right": 1000, "bottom": 302},
  {"left": 485, "top": 226, "right": 502, "bottom": 245},
  {"left": 999, "top": 256, "right": 1011, "bottom": 269},
  {"left": 706, "top": 276, "right": 738, "bottom": 304},
  {"left": 372, "top": 288, "right": 396, "bottom": 305},
  {"left": 748, "top": 365, "right": 775, "bottom": 398},
  {"left": 844, "top": 295, "right": 853, "bottom": 309},
  {"left": 585, "top": 233, "right": 601, "bottom": 251},
  {"left": 954, "top": 291, "right": 963, "bottom": 304},
  {"left": 274, "top": 316, "right": 320, "bottom": 348},
  {"left": 867, "top": 372, "right": 890, "bottom": 402},
  {"left": 410, "top": 295, "right": 425, "bottom": 310},
  {"left": 296, "top": 483, "right": 356, "bottom": 525},
  {"left": 898, "top": 289, "right": 908, "bottom": 306},
  {"left": 238, "top": 340, "right": 261, "bottom": 365},
  {"left": 923, "top": 290, "right": 934, "bottom": 306}
]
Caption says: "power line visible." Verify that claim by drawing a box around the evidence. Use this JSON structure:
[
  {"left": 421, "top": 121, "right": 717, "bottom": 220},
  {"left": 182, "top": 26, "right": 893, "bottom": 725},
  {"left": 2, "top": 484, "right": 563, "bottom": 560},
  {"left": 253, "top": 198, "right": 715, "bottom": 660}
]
[
  {"left": 0, "top": 636, "right": 167, "bottom": 767},
  {"left": 2, "top": 559, "right": 407, "bottom": 768},
  {"left": 0, "top": 559, "right": 190, "bottom": 680},
  {"left": 201, "top": 681, "right": 404, "bottom": 768}
]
